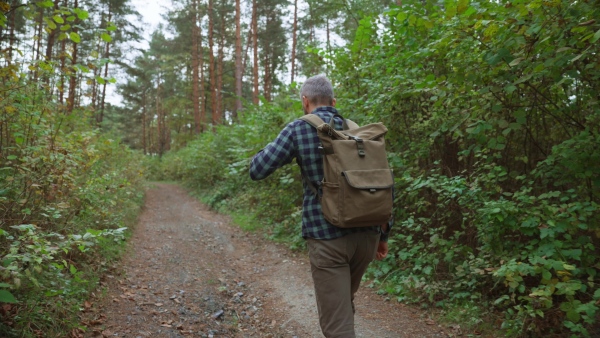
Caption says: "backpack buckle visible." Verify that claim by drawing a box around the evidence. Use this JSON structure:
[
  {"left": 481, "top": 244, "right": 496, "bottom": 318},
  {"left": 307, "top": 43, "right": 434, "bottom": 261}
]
[{"left": 349, "top": 136, "right": 366, "bottom": 157}]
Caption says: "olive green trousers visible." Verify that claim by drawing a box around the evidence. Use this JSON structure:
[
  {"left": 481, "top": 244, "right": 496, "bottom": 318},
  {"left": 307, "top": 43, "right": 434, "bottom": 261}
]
[{"left": 307, "top": 231, "right": 380, "bottom": 338}]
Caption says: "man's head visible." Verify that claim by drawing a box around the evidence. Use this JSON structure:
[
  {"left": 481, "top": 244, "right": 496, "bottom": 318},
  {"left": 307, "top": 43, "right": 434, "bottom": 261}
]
[{"left": 300, "top": 74, "right": 336, "bottom": 114}]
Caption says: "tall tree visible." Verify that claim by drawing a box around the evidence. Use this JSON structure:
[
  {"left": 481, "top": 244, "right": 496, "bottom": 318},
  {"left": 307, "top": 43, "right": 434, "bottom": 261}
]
[
  {"left": 290, "top": 0, "right": 298, "bottom": 84},
  {"left": 234, "top": 0, "right": 242, "bottom": 118},
  {"left": 251, "top": 0, "right": 258, "bottom": 104},
  {"left": 66, "top": 0, "right": 80, "bottom": 114},
  {"left": 208, "top": 0, "right": 218, "bottom": 125},
  {"left": 191, "top": 0, "right": 201, "bottom": 133}
]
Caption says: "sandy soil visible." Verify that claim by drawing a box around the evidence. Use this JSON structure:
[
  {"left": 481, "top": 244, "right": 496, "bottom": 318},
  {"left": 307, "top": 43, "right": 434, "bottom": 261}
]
[{"left": 84, "top": 183, "right": 449, "bottom": 337}]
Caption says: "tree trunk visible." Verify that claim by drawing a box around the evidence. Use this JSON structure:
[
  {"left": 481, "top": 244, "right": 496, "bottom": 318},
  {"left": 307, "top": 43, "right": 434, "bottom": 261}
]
[
  {"left": 66, "top": 0, "right": 79, "bottom": 114},
  {"left": 142, "top": 92, "right": 147, "bottom": 155},
  {"left": 199, "top": 12, "right": 206, "bottom": 133},
  {"left": 156, "top": 78, "right": 164, "bottom": 157},
  {"left": 263, "top": 46, "right": 271, "bottom": 102},
  {"left": 99, "top": 8, "right": 113, "bottom": 124},
  {"left": 91, "top": 40, "right": 101, "bottom": 109},
  {"left": 59, "top": 36, "right": 66, "bottom": 105},
  {"left": 7, "top": 0, "right": 17, "bottom": 64},
  {"left": 191, "top": 0, "right": 201, "bottom": 134},
  {"left": 35, "top": 8, "right": 43, "bottom": 62},
  {"left": 290, "top": 0, "right": 298, "bottom": 84},
  {"left": 242, "top": 26, "right": 252, "bottom": 78},
  {"left": 263, "top": 13, "right": 272, "bottom": 102},
  {"left": 234, "top": 0, "right": 242, "bottom": 118},
  {"left": 44, "top": 0, "right": 61, "bottom": 62},
  {"left": 216, "top": 12, "right": 224, "bottom": 124},
  {"left": 251, "top": 0, "right": 259, "bottom": 105},
  {"left": 208, "top": 0, "right": 218, "bottom": 126}
]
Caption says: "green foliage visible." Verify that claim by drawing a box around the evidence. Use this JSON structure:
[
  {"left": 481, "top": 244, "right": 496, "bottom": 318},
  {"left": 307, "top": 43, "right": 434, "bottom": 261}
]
[
  {"left": 152, "top": 0, "right": 600, "bottom": 336},
  {"left": 329, "top": 0, "right": 600, "bottom": 336},
  {"left": 146, "top": 97, "right": 306, "bottom": 249},
  {"left": 147, "top": 0, "right": 600, "bottom": 335},
  {"left": 0, "top": 75, "right": 145, "bottom": 337}
]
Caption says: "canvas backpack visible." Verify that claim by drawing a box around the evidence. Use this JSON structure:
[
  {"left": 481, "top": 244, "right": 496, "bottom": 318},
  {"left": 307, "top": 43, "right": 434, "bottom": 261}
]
[{"left": 299, "top": 113, "right": 394, "bottom": 228}]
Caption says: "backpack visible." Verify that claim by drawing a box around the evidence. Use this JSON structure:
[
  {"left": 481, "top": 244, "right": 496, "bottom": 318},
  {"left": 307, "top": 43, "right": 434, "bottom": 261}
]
[{"left": 299, "top": 113, "right": 394, "bottom": 228}]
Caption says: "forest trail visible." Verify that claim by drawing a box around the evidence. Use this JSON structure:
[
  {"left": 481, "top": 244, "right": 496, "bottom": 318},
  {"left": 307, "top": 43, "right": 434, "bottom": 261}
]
[{"left": 86, "top": 183, "right": 448, "bottom": 337}]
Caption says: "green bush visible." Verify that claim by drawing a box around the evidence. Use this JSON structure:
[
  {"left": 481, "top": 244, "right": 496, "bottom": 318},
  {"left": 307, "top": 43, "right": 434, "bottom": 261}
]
[{"left": 0, "top": 77, "right": 145, "bottom": 336}]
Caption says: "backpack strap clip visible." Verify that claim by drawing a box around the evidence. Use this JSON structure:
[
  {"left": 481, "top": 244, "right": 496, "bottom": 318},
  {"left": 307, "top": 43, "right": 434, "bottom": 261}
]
[{"left": 349, "top": 135, "right": 366, "bottom": 157}]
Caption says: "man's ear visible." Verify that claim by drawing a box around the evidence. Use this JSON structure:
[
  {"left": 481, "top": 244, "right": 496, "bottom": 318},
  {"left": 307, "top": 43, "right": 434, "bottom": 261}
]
[
  {"left": 332, "top": 98, "right": 337, "bottom": 107},
  {"left": 302, "top": 96, "right": 310, "bottom": 114}
]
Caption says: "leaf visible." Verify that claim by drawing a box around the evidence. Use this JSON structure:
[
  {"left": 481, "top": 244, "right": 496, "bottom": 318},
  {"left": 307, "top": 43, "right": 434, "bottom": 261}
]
[
  {"left": 570, "top": 54, "right": 583, "bottom": 63},
  {"left": 101, "top": 33, "right": 112, "bottom": 43},
  {"left": 74, "top": 8, "right": 89, "bottom": 20},
  {"left": 457, "top": 0, "right": 469, "bottom": 14},
  {"left": 0, "top": 290, "right": 17, "bottom": 303},
  {"left": 53, "top": 15, "right": 64, "bottom": 24},
  {"left": 463, "top": 6, "right": 477, "bottom": 17},
  {"left": 591, "top": 29, "right": 600, "bottom": 44},
  {"left": 509, "top": 57, "right": 523, "bottom": 67},
  {"left": 396, "top": 12, "right": 408, "bottom": 23},
  {"left": 36, "top": 0, "right": 54, "bottom": 8},
  {"left": 69, "top": 32, "right": 81, "bottom": 43}
]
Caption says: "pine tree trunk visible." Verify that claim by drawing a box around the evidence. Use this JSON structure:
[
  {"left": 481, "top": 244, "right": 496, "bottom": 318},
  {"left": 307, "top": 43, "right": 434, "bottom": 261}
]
[
  {"left": 32, "top": 8, "right": 43, "bottom": 80},
  {"left": 208, "top": 0, "right": 218, "bottom": 126},
  {"left": 290, "top": 0, "right": 298, "bottom": 84},
  {"left": 7, "top": 0, "right": 17, "bottom": 64},
  {"left": 142, "top": 93, "right": 147, "bottom": 155},
  {"left": 156, "top": 78, "right": 164, "bottom": 157},
  {"left": 199, "top": 14, "right": 206, "bottom": 132},
  {"left": 216, "top": 13, "right": 224, "bottom": 123},
  {"left": 234, "top": 0, "right": 242, "bottom": 118},
  {"left": 242, "top": 27, "right": 252, "bottom": 78},
  {"left": 59, "top": 36, "right": 66, "bottom": 105},
  {"left": 66, "top": 0, "right": 79, "bottom": 114},
  {"left": 44, "top": 0, "right": 61, "bottom": 62},
  {"left": 263, "top": 47, "right": 271, "bottom": 102},
  {"left": 99, "top": 8, "right": 112, "bottom": 124},
  {"left": 191, "top": 0, "right": 201, "bottom": 134},
  {"left": 263, "top": 14, "right": 271, "bottom": 102},
  {"left": 251, "top": 0, "right": 259, "bottom": 104},
  {"left": 91, "top": 40, "right": 101, "bottom": 109}
]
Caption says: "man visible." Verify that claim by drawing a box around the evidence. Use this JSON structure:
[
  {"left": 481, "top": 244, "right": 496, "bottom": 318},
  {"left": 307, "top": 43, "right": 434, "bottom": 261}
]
[{"left": 249, "top": 74, "right": 391, "bottom": 338}]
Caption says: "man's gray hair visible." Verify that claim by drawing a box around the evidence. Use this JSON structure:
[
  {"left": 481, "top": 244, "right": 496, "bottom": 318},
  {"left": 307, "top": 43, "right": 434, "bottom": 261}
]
[{"left": 301, "top": 74, "right": 334, "bottom": 106}]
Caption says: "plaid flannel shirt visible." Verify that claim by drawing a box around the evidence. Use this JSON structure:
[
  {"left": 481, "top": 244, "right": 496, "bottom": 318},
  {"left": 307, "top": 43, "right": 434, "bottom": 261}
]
[{"left": 250, "top": 106, "right": 382, "bottom": 240}]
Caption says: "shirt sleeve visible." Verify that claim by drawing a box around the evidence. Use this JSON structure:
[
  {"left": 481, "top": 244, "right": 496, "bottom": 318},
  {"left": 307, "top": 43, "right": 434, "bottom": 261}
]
[{"left": 249, "top": 123, "right": 296, "bottom": 181}]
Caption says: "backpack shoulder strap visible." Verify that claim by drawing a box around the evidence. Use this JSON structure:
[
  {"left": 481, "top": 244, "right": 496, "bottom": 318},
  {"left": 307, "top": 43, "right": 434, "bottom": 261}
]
[
  {"left": 300, "top": 114, "right": 359, "bottom": 131},
  {"left": 299, "top": 114, "right": 326, "bottom": 128},
  {"left": 345, "top": 118, "right": 359, "bottom": 129}
]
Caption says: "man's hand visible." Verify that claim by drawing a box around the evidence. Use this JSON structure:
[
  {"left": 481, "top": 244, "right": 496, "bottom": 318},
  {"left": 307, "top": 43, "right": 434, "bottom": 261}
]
[{"left": 376, "top": 241, "right": 388, "bottom": 260}]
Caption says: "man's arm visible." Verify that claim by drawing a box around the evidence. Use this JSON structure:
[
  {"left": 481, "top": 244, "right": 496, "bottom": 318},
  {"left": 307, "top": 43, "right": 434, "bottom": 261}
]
[{"left": 249, "top": 124, "right": 296, "bottom": 181}]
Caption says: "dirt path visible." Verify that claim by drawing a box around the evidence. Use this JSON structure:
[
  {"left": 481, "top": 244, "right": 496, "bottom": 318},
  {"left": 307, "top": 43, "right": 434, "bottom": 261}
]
[{"left": 85, "top": 183, "right": 447, "bottom": 337}]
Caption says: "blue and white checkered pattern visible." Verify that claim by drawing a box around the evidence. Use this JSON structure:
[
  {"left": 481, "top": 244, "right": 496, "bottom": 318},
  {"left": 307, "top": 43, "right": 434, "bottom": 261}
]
[{"left": 250, "top": 106, "right": 379, "bottom": 240}]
